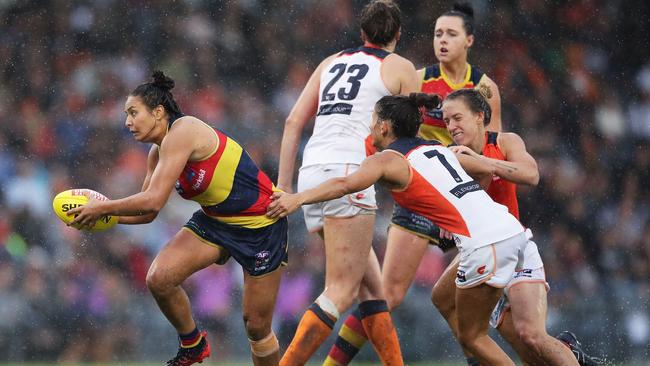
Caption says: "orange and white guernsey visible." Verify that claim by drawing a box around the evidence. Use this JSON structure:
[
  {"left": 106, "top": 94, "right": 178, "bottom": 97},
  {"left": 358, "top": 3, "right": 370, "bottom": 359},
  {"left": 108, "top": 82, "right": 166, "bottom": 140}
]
[
  {"left": 386, "top": 137, "right": 522, "bottom": 250},
  {"left": 172, "top": 121, "right": 278, "bottom": 229}
]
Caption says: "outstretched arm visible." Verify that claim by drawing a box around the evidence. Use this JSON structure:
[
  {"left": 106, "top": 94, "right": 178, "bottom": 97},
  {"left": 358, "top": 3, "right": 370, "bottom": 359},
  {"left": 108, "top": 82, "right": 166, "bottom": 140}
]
[{"left": 267, "top": 154, "right": 388, "bottom": 218}]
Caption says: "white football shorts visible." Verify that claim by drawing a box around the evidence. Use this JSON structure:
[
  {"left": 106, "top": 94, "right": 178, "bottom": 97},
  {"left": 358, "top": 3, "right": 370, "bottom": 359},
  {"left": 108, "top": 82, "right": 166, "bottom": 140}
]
[
  {"left": 455, "top": 231, "right": 527, "bottom": 289},
  {"left": 297, "top": 163, "right": 377, "bottom": 233}
]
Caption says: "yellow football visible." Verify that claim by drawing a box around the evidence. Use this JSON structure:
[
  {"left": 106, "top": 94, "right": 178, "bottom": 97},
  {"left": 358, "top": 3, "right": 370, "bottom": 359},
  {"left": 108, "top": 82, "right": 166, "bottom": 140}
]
[{"left": 52, "top": 189, "right": 118, "bottom": 231}]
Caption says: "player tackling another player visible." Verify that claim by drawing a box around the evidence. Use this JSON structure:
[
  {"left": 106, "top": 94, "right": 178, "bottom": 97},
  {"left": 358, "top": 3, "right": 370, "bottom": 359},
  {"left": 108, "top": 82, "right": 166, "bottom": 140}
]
[
  {"left": 69, "top": 71, "right": 286, "bottom": 366},
  {"left": 268, "top": 92, "right": 530, "bottom": 366}
]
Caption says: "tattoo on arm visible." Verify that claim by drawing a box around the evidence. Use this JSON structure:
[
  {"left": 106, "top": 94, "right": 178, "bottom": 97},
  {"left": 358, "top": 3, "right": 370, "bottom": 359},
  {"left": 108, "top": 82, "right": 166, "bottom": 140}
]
[
  {"left": 494, "top": 161, "right": 517, "bottom": 173},
  {"left": 477, "top": 83, "right": 493, "bottom": 99}
]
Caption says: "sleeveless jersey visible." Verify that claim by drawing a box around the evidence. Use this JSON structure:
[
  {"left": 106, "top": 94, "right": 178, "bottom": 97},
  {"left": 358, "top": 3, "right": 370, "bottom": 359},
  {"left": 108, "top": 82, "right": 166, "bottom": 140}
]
[
  {"left": 302, "top": 46, "right": 391, "bottom": 167},
  {"left": 386, "top": 137, "right": 522, "bottom": 250},
  {"left": 483, "top": 132, "right": 519, "bottom": 220},
  {"left": 419, "top": 64, "right": 484, "bottom": 145},
  {"left": 172, "top": 122, "right": 278, "bottom": 229}
]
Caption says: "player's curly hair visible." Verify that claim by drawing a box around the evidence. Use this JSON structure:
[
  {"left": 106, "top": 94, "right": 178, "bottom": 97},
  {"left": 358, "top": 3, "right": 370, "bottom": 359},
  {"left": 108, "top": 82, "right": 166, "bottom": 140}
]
[
  {"left": 131, "top": 71, "right": 183, "bottom": 120},
  {"left": 440, "top": 1, "right": 475, "bottom": 36},
  {"left": 375, "top": 93, "right": 442, "bottom": 138},
  {"left": 359, "top": 0, "right": 401, "bottom": 46},
  {"left": 444, "top": 88, "right": 492, "bottom": 126}
]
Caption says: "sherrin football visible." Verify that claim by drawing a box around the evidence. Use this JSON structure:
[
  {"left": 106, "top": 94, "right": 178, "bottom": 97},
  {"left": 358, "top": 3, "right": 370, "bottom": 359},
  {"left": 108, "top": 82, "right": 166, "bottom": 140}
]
[{"left": 52, "top": 189, "right": 118, "bottom": 231}]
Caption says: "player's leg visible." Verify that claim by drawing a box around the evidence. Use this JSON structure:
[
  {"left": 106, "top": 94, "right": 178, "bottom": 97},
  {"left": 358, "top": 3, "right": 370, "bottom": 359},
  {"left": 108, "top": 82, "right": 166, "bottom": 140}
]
[
  {"left": 359, "top": 235, "right": 403, "bottom": 365},
  {"left": 242, "top": 268, "right": 283, "bottom": 366},
  {"left": 146, "top": 227, "right": 223, "bottom": 363},
  {"left": 324, "top": 248, "right": 382, "bottom": 366},
  {"left": 456, "top": 283, "right": 515, "bottom": 366},
  {"left": 281, "top": 214, "right": 376, "bottom": 365},
  {"left": 431, "top": 254, "right": 460, "bottom": 336},
  {"left": 496, "top": 309, "right": 547, "bottom": 365},
  {"left": 431, "top": 255, "right": 483, "bottom": 365},
  {"left": 508, "top": 282, "right": 579, "bottom": 366},
  {"left": 455, "top": 233, "right": 530, "bottom": 366},
  {"left": 381, "top": 226, "right": 429, "bottom": 310}
]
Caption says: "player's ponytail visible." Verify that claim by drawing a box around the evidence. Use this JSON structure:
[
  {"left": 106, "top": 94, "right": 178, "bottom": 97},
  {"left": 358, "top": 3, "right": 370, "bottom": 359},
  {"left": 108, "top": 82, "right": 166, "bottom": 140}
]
[
  {"left": 444, "top": 88, "right": 491, "bottom": 126},
  {"left": 441, "top": 1, "right": 475, "bottom": 36},
  {"left": 131, "top": 70, "right": 183, "bottom": 121},
  {"left": 376, "top": 93, "right": 441, "bottom": 138}
]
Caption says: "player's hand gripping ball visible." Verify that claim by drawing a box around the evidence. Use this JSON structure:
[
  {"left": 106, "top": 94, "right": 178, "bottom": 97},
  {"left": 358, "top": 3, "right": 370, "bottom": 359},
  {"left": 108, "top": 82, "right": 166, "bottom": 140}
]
[{"left": 52, "top": 189, "right": 117, "bottom": 231}]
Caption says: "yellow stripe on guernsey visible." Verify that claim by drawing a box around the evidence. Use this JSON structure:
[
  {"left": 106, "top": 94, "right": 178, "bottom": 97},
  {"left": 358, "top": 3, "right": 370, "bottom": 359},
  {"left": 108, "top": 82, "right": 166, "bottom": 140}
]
[
  {"left": 192, "top": 136, "right": 242, "bottom": 206},
  {"left": 207, "top": 185, "right": 283, "bottom": 229},
  {"left": 210, "top": 213, "right": 277, "bottom": 229}
]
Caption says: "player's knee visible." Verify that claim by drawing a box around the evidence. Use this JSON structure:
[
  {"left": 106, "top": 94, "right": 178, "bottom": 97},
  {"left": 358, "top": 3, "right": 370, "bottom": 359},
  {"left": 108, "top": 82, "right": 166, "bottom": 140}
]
[
  {"left": 323, "top": 287, "right": 356, "bottom": 313},
  {"left": 517, "top": 325, "right": 545, "bottom": 354},
  {"left": 384, "top": 286, "right": 405, "bottom": 310},
  {"left": 243, "top": 311, "right": 272, "bottom": 340},
  {"left": 431, "top": 287, "right": 453, "bottom": 318},
  {"left": 457, "top": 331, "right": 479, "bottom": 351},
  {"left": 146, "top": 267, "right": 171, "bottom": 295}
]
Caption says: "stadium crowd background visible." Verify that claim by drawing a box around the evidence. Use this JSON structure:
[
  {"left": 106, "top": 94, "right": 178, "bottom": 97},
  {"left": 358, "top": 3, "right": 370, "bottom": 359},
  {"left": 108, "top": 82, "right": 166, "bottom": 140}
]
[{"left": 0, "top": 0, "right": 648, "bottom": 363}]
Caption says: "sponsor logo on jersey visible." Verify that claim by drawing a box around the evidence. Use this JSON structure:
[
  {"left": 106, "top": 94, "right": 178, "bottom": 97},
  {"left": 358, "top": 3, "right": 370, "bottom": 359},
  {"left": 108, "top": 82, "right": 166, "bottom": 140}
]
[
  {"left": 513, "top": 268, "right": 533, "bottom": 279},
  {"left": 477, "top": 265, "right": 487, "bottom": 275},
  {"left": 192, "top": 169, "right": 207, "bottom": 190},
  {"left": 450, "top": 181, "right": 481, "bottom": 198},
  {"left": 317, "top": 103, "right": 353, "bottom": 116}
]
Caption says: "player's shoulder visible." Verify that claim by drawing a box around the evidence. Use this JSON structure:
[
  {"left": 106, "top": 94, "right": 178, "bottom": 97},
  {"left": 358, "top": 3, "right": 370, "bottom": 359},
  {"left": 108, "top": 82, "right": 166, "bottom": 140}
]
[
  {"left": 496, "top": 131, "right": 525, "bottom": 149},
  {"left": 384, "top": 52, "right": 415, "bottom": 68},
  {"left": 421, "top": 64, "right": 442, "bottom": 81}
]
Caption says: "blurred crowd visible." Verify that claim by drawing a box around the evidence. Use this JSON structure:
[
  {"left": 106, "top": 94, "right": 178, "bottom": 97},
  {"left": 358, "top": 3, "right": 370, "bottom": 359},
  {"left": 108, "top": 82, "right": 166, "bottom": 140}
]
[{"left": 0, "top": 0, "right": 648, "bottom": 363}]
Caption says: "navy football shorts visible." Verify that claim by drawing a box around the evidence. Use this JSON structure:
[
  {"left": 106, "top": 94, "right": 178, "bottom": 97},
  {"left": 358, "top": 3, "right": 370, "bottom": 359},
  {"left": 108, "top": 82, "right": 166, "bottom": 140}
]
[
  {"left": 183, "top": 210, "right": 288, "bottom": 277},
  {"left": 389, "top": 204, "right": 456, "bottom": 252}
]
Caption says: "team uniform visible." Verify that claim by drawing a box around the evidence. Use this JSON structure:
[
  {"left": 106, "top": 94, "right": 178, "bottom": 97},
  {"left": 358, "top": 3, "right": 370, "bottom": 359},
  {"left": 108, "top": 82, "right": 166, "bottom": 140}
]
[
  {"left": 298, "top": 45, "right": 392, "bottom": 232},
  {"left": 171, "top": 119, "right": 288, "bottom": 277},
  {"left": 419, "top": 63, "right": 485, "bottom": 145},
  {"left": 385, "top": 137, "right": 526, "bottom": 288},
  {"left": 483, "top": 131, "right": 548, "bottom": 328}
]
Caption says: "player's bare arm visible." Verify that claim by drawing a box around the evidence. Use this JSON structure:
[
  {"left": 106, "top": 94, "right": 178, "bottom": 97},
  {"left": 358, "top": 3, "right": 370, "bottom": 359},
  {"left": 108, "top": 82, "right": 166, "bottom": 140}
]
[
  {"left": 480, "top": 132, "right": 539, "bottom": 186},
  {"left": 454, "top": 150, "right": 495, "bottom": 189},
  {"left": 277, "top": 54, "right": 337, "bottom": 192},
  {"left": 268, "top": 152, "right": 399, "bottom": 218},
  {"left": 69, "top": 118, "right": 197, "bottom": 227},
  {"left": 119, "top": 144, "right": 160, "bottom": 225},
  {"left": 477, "top": 75, "right": 501, "bottom": 132}
]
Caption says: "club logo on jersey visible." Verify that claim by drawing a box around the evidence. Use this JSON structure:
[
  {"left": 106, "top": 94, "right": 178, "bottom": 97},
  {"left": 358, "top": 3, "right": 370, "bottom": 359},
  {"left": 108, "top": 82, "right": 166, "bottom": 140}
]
[
  {"left": 477, "top": 265, "right": 487, "bottom": 275},
  {"left": 175, "top": 181, "right": 185, "bottom": 195},
  {"left": 456, "top": 270, "right": 467, "bottom": 283}
]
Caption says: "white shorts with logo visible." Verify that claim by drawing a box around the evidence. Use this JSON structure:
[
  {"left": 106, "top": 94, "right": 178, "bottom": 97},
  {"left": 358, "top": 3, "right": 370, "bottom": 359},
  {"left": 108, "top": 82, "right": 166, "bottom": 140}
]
[
  {"left": 489, "top": 235, "right": 550, "bottom": 328},
  {"left": 455, "top": 231, "right": 527, "bottom": 289},
  {"left": 297, "top": 163, "right": 377, "bottom": 233}
]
